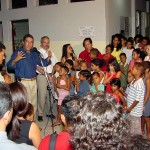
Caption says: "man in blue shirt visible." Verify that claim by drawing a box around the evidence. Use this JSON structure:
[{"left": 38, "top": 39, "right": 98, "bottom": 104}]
[{"left": 7, "top": 34, "right": 51, "bottom": 115}]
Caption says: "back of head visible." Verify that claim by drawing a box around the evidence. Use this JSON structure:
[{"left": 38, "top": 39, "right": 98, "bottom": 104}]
[
  {"left": 127, "top": 135, "right": 150, "bottom": 150},
  {"left": 79, "top": 70, "right": 91, "bottom": 80},
  {"left": 72, "top": 92, "right": 130, "bottom": 150},
  {"left": 91, "top": 58, "right": 104, "bottom": 68},
  {"left": 90, "top": 48, "right": 99, "bottom": 57},
  {"left": 0, "top": 43, "right": 6, "bottom": 52},
  {"left": 0, "top": 83, "right": 12, "bottom": 119}
]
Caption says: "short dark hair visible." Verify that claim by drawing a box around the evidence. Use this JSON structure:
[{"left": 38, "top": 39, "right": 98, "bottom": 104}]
[
  {"left": 134, "top": 62, "right": 145, "bottom": 76},
  {"left": 0, "top": 43, "right": 6, "bottom": 52},
  {"left": 61, "top": 65, "right": 69, "bottom": 74},
  {"left": 55, "top": 62, "right": 63, "bottom": 67},
  {"left": 91, "top": 58, "right": 104, "bottom": 68},
  {"left": 23, "top": 34, "right": 34, "bottom": 42},
  {"left": 83, "top": 38, "right": 92, "bottom": 47},
  {"left": 79, "top": 70, "right": 91, "bottom": 80},
  {"left": 110, "top": 78, "right": 121, "bottom": 88},
  {"left": 120, "top": 53, "right": 127, "bottom": 58},
  {"left": 71, "top": 92, "right": 130, "bottom": 149},
  {"left": 142, "top": 61, "right": 150, "bottom": 71},
  {"left": 90, "top": 48, "right": 99, "bottom": 57},
  {"left": 0, "top": 83, "right": 12, "bottom": 119}
]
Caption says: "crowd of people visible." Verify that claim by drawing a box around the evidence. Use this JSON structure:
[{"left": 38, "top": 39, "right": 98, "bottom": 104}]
[{"left": 0, "top": 33, "right": 150, "bottom": 149}]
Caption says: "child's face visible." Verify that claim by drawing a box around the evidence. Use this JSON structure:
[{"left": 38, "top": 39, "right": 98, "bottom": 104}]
[
  {"left": 91, "top": 63, "right": 98, "bottom": 71},
  {"left": 126, "top": 42, "right": 132, "bottom": 49},
  {"left": 109, "top": 64, "right": 115, "bottom": 71},
  {"left": 127, "top": 72, "right": 134, "bottom": 83},
  {"left": 132, "top": 52, "right": 140, "bottom": 60},
  {"left": 105, "top": 47, "right": 112, "bottom": 54},
  {"left": 79, "top": 74, "right": 86, "bottom": 81},
  {"left": 93, "top": 74, "right": 101, "bottom": 85},
  {"left": 121, "top": 38, "right": 126, "bottom": 46},
  {"left": 90, "top": 53, "right": 97, "bottom": 59},
  {"left": 135, "top": 37, "right": 140, "bottom": 44},
  {"left": 131, "top": 66, "right": 138, "bottom": 76},
  {"left": 67, "top": 45, "right": 73, "bottom": 54},
  {"left": 120, "top": 55, "right": 126, "bottom": 64},
  {"left": 55, "top": 64, "right": 61, "bottom": 72},
  {"left": 146, "top": 45, "right": 150, "bottom": 56},
  {"left": 59, "top": 68, "right": 67, "bottom": 76},
  {"left": 111, "top": 84, "right": 118, "bottom": 92},
  {"left": 80, "top": 62, "right": 88, "bottom": 70},
  {"left": 65, "top": 62, "right": 72, "bottom": 70}
]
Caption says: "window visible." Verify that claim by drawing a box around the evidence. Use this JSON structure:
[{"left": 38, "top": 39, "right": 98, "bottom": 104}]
[
  {"left": 39, "top": 0, "right": 58, "bottom": 6},
  {"left": 12, "top": 0, "right": 27, "bottom": 9},
  {"left": 70, "top": 0, "right": 94, "bottom": 2}
]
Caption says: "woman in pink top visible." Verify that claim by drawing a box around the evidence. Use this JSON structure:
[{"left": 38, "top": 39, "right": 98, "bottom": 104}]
[{"left": 129, "top": 49, "right": 142, "bottom": 71}]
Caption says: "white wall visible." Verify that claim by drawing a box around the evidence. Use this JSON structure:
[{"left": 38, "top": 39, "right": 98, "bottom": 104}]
[
  {"left": 0, "top": 0, "right": 107, "bottom": 62},
  {"left": 105, "top": 0, "right": 132, "bottom": 43}
]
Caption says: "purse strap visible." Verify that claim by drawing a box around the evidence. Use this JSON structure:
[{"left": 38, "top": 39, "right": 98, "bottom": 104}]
[{"left": 49, "top": 132, "right": 58, "bottom": 150}]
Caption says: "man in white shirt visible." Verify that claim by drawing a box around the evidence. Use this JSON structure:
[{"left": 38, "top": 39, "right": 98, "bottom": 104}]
[
  {"left": 37, "top": 36, "right": 58, "bottom": 122},
  {"left": 0, "top": 83, "right": 36, "bottom": 150}
]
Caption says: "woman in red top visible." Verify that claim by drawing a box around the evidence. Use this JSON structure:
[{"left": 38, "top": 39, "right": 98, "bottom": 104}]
[
  {"left": 39, "top": 96, "right": 79, "bottom": 150},
  {"left": 103, "top": 58, "right": 121, "bottom": 93},
  {"left": 101, "top": 44, "right": 114, "bottom": 72}
]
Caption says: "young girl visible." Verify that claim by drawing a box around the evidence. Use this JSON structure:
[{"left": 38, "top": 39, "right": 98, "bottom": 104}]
[
  {"left": 128, "top": 49, "right": 142, "bottom": 71},
  {"left": 101, "top": 44, "right": 114, "bottom": 72},
  {"left": 75, "top": 70, "right": 91, "bottom": 96},
  {"left": 144, "top": 45, "right": 150, "bottom": 61},
  {"left": 53, "top": 65, "right": 70, "bottom": 127},
  {"left": 91, "top": 58, "right": 104, "bottom": 83},
  {"left": 141, "top": 61, "right": 150, "bottom": 138},
  {"left": 103, "top": 58, "right": 121, "bottom": 93},
  {"left": 110, "top": 78, "right": 126, "bottom": 107},
  {"left": 90, "top": 72, "right": 105, "bottom": 93},
  {"left": 65, "top": 59, "right": 76, "bottom": 96},
  {"left": 61, "top": 44, "right": 78, "bottom": 69},
  {"left": 111, "top": 34, "right": 122, "bottom": 63}
]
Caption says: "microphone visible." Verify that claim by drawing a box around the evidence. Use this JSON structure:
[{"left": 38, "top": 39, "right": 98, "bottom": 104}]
[{"left": 32, "top": 47, "right": 41, "bottom": 55}]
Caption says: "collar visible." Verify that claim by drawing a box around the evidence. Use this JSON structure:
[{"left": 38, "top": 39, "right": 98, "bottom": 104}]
[{"left": 120, "top": 62, "right": 127, "bottom": 66}]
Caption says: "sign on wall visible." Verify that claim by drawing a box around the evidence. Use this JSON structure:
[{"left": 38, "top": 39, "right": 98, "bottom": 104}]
[{"left": 79, "top": 26, "right": 95, "bottom": 38}]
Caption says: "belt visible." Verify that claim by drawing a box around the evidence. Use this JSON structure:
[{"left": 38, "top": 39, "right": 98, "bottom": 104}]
[{"left": 18, "top": 77, "right": 36, "bottom": 81}]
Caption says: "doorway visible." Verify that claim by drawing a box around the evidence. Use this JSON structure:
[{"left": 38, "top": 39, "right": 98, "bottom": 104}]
[{"left": 11, "top": 19, "right": 29, "bottom": 51}]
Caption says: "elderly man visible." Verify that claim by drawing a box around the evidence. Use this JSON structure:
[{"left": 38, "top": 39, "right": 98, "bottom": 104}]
[
  {"left": 7, "top": 34, "right": 51, "bottom": 115},
  {"left": 0, "top": 83, "right": 36, "bottom": 150},
  {"left": 37, "top": 36, "right": 58, "bottom": 122}
]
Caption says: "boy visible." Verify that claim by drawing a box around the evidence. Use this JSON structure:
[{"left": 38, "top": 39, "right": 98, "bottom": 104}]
[
  {"left": 125, "top": 62, "right": 145, "bottom": 135},
  {"left": 89, "top": 48, "right": 99, "bottom": 60},
  {"left": 119, "top": 53, "right": 129, "bottom": 90}
]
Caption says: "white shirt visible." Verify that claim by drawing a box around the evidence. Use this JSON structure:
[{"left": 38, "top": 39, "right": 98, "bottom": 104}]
[
  {"left": 122, "top": 47, "right": 133, "bottom": 64},
  {"left": 37, "top": 48, "right": 58, "bottom": 74},
  {"left": 0, "top": 131, "right": 37, "bottom": 150},
  {"left": 144, "top": 56, "right": 150, "bottom": 62},
  {"left": 127, "top": 78, "right": 145, "bottom": 117},
  {"left": 0, "top": 73, "right": 4, "bottom": 82}
]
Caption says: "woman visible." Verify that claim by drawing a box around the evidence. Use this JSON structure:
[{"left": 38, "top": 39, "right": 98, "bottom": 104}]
[{"left": 8, "top": 82, "right": 41, "bottom": 149}]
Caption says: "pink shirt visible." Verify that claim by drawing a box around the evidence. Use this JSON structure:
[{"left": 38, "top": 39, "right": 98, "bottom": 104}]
[{"left": 129, "top": 58, "right": 142, "bottom": 70}]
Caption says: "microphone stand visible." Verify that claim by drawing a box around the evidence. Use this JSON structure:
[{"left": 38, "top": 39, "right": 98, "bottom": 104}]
[{"left": 37, "top": 52, "right": 55, "bottom": 134}]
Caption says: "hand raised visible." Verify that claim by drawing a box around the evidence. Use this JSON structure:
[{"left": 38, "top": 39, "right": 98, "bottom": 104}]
[{"left": 15, "top": 51, "right": 26, "bottom": 62}]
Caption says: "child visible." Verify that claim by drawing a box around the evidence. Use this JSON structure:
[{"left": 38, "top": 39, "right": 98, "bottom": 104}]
[
  {"left": 103, "top": 58, "right": 121, "bottom": 93},
  {"left": 122, "top": 40, "right": 134, "bottom": 63},
  {"left": 119, "top": 53, "right": 129, "bottom": 90},
  {"left": 76, "top": 60, "right": 88, "bottom": 79},
  {"left": 144, "top": 45, "right": 150, "bottom": 61},
  {"left": 23, "top": 103, "right": 34, "bottom": 121},
  {"left": 89, "top": 48, "right": 99, "bottom": 60},
  {"left": 53, "top": 65, "right": 70, "bottom": 127},
  {"left": 110, "top": 78, "right": 126, "bottom": 107},
  {"left": 75, "top": 70, "right": 91, "bottom": 96},
  {"left": 125, "top": 62, "right": 145, "bottom": 135},
  {"left": 128, "top": 49, "right": 142, "bottom": 71},
  {"left": 90, "top": 72, "right": 105, "bottom": 93},
  {"left": 91, "top": 58, "right": 104, "bottom": 83},
  {"left": 101, "top": 44, "right": 114, "bottom": 72},
  {"left": 141, "top": 61, "right": 150, "bottom": 138},
  {"left": 65, "top": 59, "right": 76, "bottom": 96}
]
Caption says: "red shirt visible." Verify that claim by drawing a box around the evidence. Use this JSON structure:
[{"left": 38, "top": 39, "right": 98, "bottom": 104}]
[
  {"left": 38, "top": 132, "right": 72, "bottom": 150},
  {"left": 79, "top": 49, "right": 102, "bottom": 65}
]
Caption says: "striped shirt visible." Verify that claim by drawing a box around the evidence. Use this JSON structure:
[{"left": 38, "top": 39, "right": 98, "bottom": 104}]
[{"left": 127, "top": 78, "right": 145, "bottom": 117}]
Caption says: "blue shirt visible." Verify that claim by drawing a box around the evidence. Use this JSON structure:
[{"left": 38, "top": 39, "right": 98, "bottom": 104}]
[
  {"left": 90, "top": 83, "right": 104, "bottom": 93},
  {"left": 77, "top": 80, "right": 90, "bottom": 96},
  {"left": 7, "top": 48, "right": 51, "bottom": 78}
]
